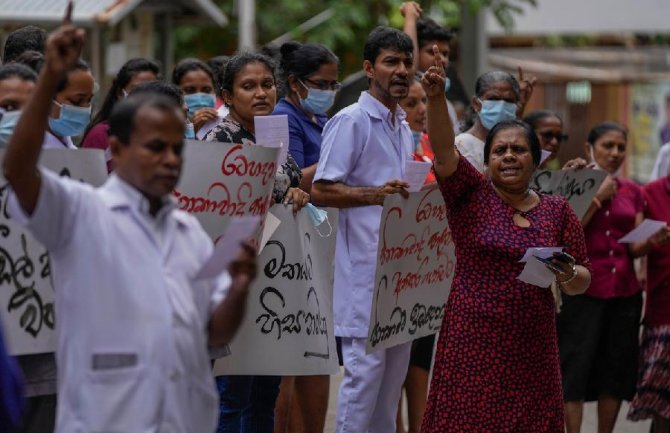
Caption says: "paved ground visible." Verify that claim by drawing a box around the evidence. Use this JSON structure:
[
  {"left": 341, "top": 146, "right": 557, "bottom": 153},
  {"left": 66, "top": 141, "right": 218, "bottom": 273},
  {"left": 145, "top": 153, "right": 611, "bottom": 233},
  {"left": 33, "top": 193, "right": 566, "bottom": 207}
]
[{"left": 323, "top": 370, "right": 651, "bottom": 433}]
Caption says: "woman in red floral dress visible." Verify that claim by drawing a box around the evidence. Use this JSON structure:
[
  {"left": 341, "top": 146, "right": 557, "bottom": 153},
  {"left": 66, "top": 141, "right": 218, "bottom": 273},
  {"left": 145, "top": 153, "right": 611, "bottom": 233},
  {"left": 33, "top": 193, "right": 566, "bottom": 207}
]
[{"left": 419, "top": 47, "right": 592, "bottom": 433}]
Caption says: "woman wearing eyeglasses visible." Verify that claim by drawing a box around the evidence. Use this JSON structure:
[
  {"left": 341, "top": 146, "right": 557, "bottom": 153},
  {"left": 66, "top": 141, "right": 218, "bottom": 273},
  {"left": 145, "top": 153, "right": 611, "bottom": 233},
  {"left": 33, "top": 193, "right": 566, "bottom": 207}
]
[
  {"left": 523, "top": 110, "right": 568, "bottom": 170},
  {"left": 273, "top": 41, "right": 340, "bottom": 194},
  {"left": 271, "top": 41, "right": 340, "bottom": 433}
]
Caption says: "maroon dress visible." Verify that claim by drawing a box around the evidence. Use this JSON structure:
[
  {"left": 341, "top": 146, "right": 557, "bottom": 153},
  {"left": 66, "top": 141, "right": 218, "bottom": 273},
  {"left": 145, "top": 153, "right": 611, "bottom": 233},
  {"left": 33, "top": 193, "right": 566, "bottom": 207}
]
[{"left": 421, "top": 157, "right": 589, "bottom": 433}]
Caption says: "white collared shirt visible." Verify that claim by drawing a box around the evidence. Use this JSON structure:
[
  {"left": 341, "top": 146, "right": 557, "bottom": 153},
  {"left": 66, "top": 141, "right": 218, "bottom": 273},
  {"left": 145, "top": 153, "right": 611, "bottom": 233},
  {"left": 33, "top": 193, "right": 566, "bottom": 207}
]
[
  {"left": 42, "top": 131, "right": 77, "bottom": 149},
  {"left": 8, "top": 170, "right": 231, "bottom": 433},
  {"left": 314, "top": 91, "right": 413, "bottom": 337}
]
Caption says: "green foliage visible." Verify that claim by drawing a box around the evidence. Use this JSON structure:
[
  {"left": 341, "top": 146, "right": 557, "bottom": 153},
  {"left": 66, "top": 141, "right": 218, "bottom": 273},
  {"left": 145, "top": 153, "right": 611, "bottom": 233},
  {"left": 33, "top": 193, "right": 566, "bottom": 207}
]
[{"left": 174, "top": 0, "right": 536, "bottom": 76}]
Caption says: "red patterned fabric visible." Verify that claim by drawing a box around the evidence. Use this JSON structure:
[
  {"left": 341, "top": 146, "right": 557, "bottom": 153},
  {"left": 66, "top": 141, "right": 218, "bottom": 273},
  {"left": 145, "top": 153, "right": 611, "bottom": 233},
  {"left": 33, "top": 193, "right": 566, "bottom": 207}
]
[
  {"left": 628, "top": 324, "right": 670, "bottom": 421},
  {"left": 421, "top": 156, "right": 590, "bottom": 433}
]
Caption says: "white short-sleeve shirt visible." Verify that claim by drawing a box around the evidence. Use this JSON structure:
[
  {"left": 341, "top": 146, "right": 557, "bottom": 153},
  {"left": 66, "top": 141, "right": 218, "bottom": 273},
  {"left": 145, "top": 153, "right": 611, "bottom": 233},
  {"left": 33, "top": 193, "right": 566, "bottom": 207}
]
[
  {"left": 314, "top": 91, "right": 413, "bottom": 337},
  {"left": 455, "top": 132, "right": 486, "bottom": 173},
  {"left": 8, "top": 170, "right": 230, "bottom": 433}
]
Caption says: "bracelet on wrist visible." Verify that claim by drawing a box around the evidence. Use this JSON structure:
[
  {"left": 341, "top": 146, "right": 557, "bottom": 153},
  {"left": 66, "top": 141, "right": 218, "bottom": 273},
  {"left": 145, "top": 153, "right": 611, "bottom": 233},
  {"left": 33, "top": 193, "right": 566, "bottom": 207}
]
[
  {"left": 592, "top": 197, "right": 602, "bottom": 209},
  {"left": 557, "top": 264, "right": 578, "bottom": 287}
]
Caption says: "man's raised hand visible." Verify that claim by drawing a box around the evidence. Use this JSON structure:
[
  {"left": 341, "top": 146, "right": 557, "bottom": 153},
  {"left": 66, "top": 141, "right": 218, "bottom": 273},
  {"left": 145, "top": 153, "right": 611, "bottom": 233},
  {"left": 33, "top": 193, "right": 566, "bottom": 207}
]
[
  {"left": 421, "top": 45, "right": 446, "bottom": 98},
  {"left": 44, "top": 1, "right": 85, "bottom": 77}
]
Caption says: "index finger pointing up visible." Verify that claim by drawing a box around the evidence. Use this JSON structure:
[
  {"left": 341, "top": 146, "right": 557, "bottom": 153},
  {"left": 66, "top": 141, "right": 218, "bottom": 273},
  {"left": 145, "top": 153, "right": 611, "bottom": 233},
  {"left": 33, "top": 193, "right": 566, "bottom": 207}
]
[
  {"left": 63, "top": 1, "right": 74, "bottom": 25},
  {"left": 432, "top": 44, "right": 443, "bottom": 70}
]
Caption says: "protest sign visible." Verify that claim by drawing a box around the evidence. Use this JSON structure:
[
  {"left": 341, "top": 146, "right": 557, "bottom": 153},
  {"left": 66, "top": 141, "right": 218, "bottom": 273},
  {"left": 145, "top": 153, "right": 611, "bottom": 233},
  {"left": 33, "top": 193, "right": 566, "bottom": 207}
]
[
  {"left": 366, "top": 188, "right": 455, "bottom": 353},
  {"left": 0, "top": 149, "right": 107, "bottom": 355},
  {"left": 174, "top": 140, "right": 279, "bottom": 242},
  {"left": 531, "top": 168, "right": 607, "bottom": 219},
  {"left": 214, "top": 205, "right": 339, "bottom": 375}
]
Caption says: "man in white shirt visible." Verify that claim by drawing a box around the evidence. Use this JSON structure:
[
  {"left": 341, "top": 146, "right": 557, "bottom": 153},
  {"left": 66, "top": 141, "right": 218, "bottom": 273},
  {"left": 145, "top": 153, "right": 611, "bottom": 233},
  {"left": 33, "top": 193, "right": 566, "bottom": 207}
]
[
  {"left": 312, "top": 27, "right": 414, "bottom": 433},
  {"left": 2, "top": 20, "right": 256, "bottom": 433}
]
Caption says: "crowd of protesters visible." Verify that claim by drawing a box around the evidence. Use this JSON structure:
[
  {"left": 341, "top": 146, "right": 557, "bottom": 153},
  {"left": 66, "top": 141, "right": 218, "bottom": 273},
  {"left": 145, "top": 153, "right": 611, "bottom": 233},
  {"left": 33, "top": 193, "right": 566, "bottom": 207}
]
[{"left": 0, "top": 2, "right": 669, "bottom": 433}]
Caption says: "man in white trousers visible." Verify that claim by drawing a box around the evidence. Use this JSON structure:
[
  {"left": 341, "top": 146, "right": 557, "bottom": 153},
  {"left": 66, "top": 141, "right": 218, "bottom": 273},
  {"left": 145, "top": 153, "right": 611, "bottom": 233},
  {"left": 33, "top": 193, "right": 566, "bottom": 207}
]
[{"left": 312, "top": 26, "right": 415, "bottom": 433}]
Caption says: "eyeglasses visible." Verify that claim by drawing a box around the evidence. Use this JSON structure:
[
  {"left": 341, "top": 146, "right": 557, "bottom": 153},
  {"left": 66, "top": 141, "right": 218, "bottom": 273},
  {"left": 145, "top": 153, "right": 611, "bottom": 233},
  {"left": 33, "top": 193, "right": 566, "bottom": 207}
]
[
  {"left": 302, "top": 78, "right": 342, "bottom": 91},
  {"left": 539, "top": 131, "right": 569, "bottom": 143}
]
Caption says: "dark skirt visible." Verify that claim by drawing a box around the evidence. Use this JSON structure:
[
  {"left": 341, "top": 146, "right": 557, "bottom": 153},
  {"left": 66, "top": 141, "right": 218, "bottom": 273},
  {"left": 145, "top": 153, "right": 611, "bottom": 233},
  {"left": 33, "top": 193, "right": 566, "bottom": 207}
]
[{"left": 557, "top": 292, "right": 642, "bottom": 402}]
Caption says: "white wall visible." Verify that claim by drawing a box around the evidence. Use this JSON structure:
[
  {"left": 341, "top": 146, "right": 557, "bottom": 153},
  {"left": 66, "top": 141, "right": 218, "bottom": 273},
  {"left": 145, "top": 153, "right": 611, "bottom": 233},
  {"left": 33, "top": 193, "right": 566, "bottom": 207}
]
[{"left": 487, "top": 0, "right": 670, "bottom": 35}]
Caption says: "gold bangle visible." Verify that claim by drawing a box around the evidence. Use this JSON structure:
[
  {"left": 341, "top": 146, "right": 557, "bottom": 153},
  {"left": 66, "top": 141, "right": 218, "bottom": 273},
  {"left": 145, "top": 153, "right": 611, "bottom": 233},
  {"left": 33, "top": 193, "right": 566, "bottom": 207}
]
[
  {"left": 592, "top": 197, "right": 602, "bottom": 209},
  {"left": 558, "top": 264, "right": 578, "bottom": 287}
]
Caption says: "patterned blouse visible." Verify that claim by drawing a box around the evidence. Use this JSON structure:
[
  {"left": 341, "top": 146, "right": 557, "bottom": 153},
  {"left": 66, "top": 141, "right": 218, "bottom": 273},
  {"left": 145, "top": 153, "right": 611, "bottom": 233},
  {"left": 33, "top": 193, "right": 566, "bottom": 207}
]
[{"left": 204, "top": 115, "right": 302, "bottom": 203}]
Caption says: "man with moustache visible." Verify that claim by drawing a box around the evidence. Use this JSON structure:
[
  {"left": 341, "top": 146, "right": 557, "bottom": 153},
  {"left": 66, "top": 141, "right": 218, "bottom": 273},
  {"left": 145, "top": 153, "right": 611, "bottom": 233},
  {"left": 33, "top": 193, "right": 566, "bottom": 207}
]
[
  {"left": 2, "top": 16, "right": 256, "bottom": 433},
  {"left": 311, "top": 27, "right": 414, "bottom": 433}
]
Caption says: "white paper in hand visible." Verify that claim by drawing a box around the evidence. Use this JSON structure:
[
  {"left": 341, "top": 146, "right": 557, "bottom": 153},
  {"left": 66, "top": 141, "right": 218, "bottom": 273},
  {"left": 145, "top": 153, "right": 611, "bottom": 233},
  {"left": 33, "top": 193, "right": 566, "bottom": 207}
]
[
  {"left": 254, "top": 115, "right": 289, "bottom": 166},
  {"left": 517, "top": 247, "right": 563, "bottom": 288},
  {"left": 196, "top": 216, "right": 261, "bottom": 280},
  {"left": 404, "top": 160, "right": 432, "bottom": 192},
  {"left": 518, "top": 257, "right": 556, "bottom": 288},
  {"left": 618, "top": 219, "right": 667, "bottom": 243}
]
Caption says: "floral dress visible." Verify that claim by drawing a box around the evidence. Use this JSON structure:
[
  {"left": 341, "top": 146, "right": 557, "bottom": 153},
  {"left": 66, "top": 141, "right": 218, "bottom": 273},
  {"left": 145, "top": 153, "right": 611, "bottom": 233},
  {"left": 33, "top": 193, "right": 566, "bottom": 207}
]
[
  {"left": 204, "top": 115, "right": 302, "bottom": 203},
  {"left": 420, "top": 156, "right": 590, "bottom": 433}
]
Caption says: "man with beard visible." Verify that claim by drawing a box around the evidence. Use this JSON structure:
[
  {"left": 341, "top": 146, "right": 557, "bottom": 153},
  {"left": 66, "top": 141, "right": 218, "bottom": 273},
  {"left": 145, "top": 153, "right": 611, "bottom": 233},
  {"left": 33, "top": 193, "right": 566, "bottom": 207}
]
[{"left": 311, "top": 26, "right": 414, "bottom": 433}]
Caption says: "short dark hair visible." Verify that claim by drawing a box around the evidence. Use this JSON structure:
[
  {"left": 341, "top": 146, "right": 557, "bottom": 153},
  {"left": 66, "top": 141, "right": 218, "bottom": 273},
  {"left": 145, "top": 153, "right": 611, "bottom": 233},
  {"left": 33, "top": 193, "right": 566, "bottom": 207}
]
[
  {"left": 416, "top": 18, "right": 452, "bottom": 48},
  {"left": 0, "top": 63, "right": 37, "bottom": 83},
  {"left": 522, "top": 110, "right": 562, "bottom": 130},
  {"left": 586, "top": 122, "right": 628, "bottom": 146},
  {"left": 363, "top": 27, "right": 413, "bottom": 64},
  {"left": 484, "top": 119, "right": 541, "bottom": 166},
  {"left": 56, "top": 59, "right": 91, "bottom": 93},
  {"left": 172, "top": 58, "right": 215, "bottom": 88},
  {"left": 11, "top": 50, "right": 44, "bottom": 73},
  {"left": 109, "top": 94, "right": 182, "bottom": 145},
  {"left": 279, "top": 41, "right": 338, "bottom": 91},
  {"left": 474, "top": 71, "right": 520, "bottom": 101},
  {"left": 3, "top": 26, "right": 47, "bottom": 64},
  {"left": 128, "top": 81, "right": 184, "bottom": 107},
  {"left": 207, "top": 55, "right": 230, "bottom": 93},
  {"left": 221, "top": 52, "right": 276, "bottom": 94}
]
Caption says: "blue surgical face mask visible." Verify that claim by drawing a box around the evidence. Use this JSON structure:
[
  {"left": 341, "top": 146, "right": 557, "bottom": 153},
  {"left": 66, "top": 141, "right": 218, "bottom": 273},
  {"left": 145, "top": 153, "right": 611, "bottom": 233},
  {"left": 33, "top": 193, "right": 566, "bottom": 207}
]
[
  {"left": 48, "top": 101, "right": 91, "bottom": 137},
  {"left": 444, "top": 77, "right": 451, "bottom": 93},
  {"left": 477, "top": 99, "right": 517, "bottom": 130},
  {"left": 0, "top": 110, "right": 21, "bottom": 147},
  {"left": 185, "top": 121, "right": 196, "bottom": 140},
  {"left": 299, "top": 81, "right": 336, "bottom": 115},
  {"left": 184, "top": 93, "right": 216, "bottom": 116},
  {"left": 305, "top": 203, "right": 332, "bottom": 237},
  {"left": 411, "top": 130, "right": 422, "bottom": 151}
]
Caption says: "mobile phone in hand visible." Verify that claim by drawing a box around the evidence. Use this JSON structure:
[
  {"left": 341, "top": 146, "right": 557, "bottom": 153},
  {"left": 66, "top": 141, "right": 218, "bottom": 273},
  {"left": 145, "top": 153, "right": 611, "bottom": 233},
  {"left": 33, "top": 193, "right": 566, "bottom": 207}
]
[
  {"left": 552, "top": 251, "right": 574, "bottom": 264},
  {"left": 534, "top": 255, "right": 563, "bottom": 273}
]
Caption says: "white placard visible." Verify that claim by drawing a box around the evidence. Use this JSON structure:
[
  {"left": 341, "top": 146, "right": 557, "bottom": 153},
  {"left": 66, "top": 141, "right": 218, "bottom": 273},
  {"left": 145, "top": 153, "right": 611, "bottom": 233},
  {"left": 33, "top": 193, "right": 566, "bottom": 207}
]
[
  {"left": 214, "top": 206, "right": 339, "bottom": 375},
  {"left": 366, "top": 188, "right": 455, "bottom": 353},
  {"left": 531, "top": 168, "right": 607, "bottom": 219},
  {"left": 174, "top": 140, "right": 279, "bottom": 243},
  {"left": 0, "top": 149, "right": 108, "bottom": 355}
]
